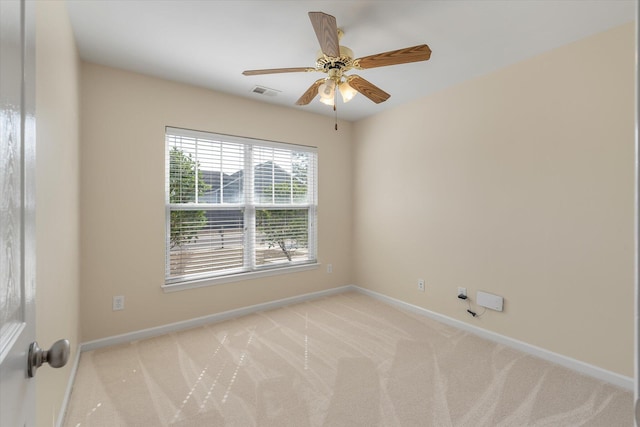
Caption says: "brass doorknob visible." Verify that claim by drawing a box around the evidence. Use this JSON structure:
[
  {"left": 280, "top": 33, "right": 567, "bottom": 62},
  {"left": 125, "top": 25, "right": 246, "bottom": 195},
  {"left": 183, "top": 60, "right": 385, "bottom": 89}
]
[{"left": 27, "top": 339, "right": 70, "bottom": 378}]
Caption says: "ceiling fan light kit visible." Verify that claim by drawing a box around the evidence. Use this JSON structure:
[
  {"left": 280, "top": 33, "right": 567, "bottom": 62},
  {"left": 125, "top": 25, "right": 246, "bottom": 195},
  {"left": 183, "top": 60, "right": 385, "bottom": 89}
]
[
  {"left": 242, "top": 11, "right": 432, "bottom": 121},
  {"left": 318, "top": 79, "right": 336, "bottom": 105},
  {"left": 317, "top": 75, "right": 358, "bottom": 107},
  {"left": 338, "top": 80, "right": 357, "bottom": 103}
]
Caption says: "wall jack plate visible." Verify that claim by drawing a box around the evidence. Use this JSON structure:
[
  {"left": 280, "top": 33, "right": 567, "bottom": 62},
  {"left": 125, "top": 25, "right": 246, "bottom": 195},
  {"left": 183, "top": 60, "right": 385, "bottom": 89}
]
[
  {"left": 476, "top": 291, "right": 503, "bottom": 311},
  {"left": 418, "top": 279, "right": 425, "bottom": 292}
]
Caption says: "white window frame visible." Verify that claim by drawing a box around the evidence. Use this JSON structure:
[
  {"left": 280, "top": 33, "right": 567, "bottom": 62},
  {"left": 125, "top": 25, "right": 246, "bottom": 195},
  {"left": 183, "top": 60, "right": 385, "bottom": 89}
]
[{"left": 163, "top": 127, "right": 318, "bottom": 292}]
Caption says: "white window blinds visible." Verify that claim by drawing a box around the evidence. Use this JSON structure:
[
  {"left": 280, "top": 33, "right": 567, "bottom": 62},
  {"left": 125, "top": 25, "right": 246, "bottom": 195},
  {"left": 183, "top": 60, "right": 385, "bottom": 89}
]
[{"left": 165, "top": 127, "right": 317, "bottom": 285}]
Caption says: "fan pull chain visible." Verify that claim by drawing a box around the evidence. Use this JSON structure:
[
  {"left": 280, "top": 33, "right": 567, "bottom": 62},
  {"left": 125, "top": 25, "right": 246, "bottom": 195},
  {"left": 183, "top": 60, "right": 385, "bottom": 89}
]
[{"left": 334, "top": 89, "right": 338, "bottom": 131}]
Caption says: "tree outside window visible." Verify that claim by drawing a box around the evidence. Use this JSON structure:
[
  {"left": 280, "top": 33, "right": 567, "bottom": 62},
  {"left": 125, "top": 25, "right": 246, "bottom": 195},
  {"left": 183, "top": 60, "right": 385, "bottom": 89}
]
[
  {"left": 169, "top": 147, "right": 210, "bottom": 249},
  {"left": 256, "top": 153, "right": 309, "bottom": 262}
]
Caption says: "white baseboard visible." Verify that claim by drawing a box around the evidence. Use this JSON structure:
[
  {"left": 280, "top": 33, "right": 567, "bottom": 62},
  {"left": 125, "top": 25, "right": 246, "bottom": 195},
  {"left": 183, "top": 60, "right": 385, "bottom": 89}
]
[
  {"left": 80, "top": 285, "right": 355, "bottom": 352},
  {"left": 352, "top": 286, "right": 633, "bottom": 391},
  {"left": 75, "top": 283, "right": 631, "bottom": 392},
  {"left": 56, "top": 344, "right": 82, "bottom": 427}
]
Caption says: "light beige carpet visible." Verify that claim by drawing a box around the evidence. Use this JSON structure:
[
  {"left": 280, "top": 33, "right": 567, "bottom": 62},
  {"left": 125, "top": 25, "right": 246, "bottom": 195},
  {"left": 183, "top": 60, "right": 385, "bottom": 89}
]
[{"left": 64, "top": 292, "right": 632, "bottom": 426}]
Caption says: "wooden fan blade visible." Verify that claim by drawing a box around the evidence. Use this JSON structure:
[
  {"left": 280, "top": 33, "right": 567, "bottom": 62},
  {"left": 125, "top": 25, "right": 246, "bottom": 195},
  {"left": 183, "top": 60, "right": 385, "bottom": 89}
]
[
  {"left": 308, "top": 12, "right": 340, "bottom": 58},
  {"left": 347, "top": 75, "right": 390, "bottom": 104},
  {"left": 243, "top": 67, "right": 315, "bottom": 76},
  {"left": 296, "top": 79, "right": 326, "bottom": 105},
  {"left": 355, "top": 44, "right": 432, "bottom": 69}
]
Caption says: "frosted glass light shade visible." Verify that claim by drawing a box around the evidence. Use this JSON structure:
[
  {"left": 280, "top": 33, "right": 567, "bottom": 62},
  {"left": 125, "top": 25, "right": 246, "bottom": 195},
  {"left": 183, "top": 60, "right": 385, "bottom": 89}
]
[
  {"left": 318, "top": 79, "right": 336, "bottom": 106},
  {"left": 319, "top": 96, "right": 335, "bottom": 106},
  {"left": 339, "top": 81, "right": 357, "bottom": 103}
]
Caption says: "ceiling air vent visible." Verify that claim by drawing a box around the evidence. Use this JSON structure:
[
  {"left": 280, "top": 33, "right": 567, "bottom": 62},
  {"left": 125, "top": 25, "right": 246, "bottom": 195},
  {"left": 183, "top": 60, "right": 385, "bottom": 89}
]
[{"left": 251, "top": 85, "right": 281, "bottom": 97}]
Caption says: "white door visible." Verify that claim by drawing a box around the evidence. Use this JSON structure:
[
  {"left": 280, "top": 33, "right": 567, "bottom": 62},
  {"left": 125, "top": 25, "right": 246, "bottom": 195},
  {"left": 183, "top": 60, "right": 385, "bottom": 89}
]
[
  {"left": 636, "top": 1, "right": 640, "bottom": 424},
  {"left": 0, "top": 0, "right": 36, "bottom": 426},
  {"left": 635, "top": 3, "right": 639, "bottom": 425}
]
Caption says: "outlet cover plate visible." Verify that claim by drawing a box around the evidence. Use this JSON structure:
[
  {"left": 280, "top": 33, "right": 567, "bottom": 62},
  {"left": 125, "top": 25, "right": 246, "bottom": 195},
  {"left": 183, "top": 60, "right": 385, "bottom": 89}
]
[
  {"left": 476, "top": 291, "right": 503, "bottom": 311},
  {"left": 113, "top": 295, "right": 125, "bottom": 311}
]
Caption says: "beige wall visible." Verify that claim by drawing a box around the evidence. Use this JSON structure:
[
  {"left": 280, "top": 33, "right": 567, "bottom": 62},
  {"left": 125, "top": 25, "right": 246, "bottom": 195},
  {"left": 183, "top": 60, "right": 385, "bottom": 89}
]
[
  {"left": 79, "top": 64, "right": 353, "bottom": 341},
  {"left": 35, "top": 1, "right": 81, "bottom": 426},
  {"left": 48, "top": 16, "right": 633, "bottom": 426},
  {"left": 353, "top": 23, "right": 635, "bottom": 377},
  {"left": 28, "top": 4, "right": 634, "bottom": 422}
]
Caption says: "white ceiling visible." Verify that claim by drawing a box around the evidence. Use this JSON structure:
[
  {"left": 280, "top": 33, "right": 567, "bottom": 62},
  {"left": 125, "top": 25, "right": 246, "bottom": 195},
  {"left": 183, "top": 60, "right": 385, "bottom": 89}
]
[{"left": 66, "top": 0, "right": 636, "bottom": 122}]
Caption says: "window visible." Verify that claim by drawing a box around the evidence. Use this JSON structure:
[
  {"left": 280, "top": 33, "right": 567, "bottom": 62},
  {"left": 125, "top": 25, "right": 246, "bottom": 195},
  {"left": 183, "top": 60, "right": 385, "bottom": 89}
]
[{"left": 165, "top": 127, "right": 317, "bottom": 288}]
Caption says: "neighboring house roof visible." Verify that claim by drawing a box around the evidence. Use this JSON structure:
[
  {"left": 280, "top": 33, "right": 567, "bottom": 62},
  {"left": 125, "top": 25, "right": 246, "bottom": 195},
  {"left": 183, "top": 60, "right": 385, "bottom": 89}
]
[{"left": 201, "top": 161, "right": 294, "bottom": 204}]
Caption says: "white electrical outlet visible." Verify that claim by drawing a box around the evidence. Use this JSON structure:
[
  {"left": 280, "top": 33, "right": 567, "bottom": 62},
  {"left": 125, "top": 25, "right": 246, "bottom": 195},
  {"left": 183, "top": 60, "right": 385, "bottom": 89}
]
[
  {"left": 457, "top": 287, "right": 467, "bottom": 297},
  {"left": 113, "top": 295, "right": 125, "bottom": 311},
  {"left": 418, "top": 279, "right": 425, "bottom": 292},
  {"left": 327, "top": 264, "right": 333, "bottom": 273}
]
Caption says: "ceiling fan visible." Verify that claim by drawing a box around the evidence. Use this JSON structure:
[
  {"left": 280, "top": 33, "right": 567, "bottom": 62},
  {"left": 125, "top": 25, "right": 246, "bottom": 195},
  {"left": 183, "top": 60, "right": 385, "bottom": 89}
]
[{"left": 242, "top": 11, "right": 432, "bottom": 108}]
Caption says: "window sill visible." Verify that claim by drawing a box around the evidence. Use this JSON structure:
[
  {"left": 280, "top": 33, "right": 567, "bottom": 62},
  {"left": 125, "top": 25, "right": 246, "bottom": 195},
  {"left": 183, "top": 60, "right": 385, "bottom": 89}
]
[{"left": 162, "top": 262, "right": 320, "bottom": 293}]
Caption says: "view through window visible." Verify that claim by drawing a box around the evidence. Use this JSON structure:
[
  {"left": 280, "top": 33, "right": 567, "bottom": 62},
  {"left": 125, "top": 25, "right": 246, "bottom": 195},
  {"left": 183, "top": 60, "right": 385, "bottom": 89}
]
[{"left": 165, "top": 127, "right": 317, "bottom": 286}]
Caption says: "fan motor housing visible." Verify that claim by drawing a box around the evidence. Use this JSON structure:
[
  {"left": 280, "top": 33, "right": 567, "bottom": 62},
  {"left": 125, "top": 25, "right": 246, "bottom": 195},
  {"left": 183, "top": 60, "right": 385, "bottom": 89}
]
[{"left": 315, "top": 45, "right": 354, "bottom": 73}]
